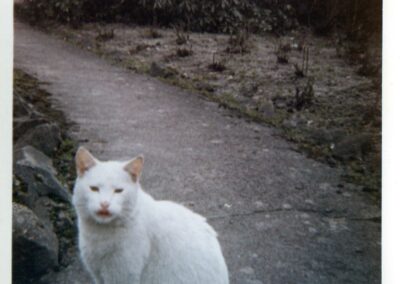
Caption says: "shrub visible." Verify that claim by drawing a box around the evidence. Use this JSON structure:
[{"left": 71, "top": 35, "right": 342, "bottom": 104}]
[
  {"left": 291, "top": 0, "right": 382, "bottom": 39},
  {"left": 16, "top": 0, "right": 85, "bottom": 26},
  {"left": 16, "top": 0, "right": 298, "bottom": 34},
  {"left": 16, "top": 0, "right": 381, "bottom": 44}
]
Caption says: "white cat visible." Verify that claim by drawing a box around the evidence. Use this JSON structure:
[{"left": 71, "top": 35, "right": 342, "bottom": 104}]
[{"left": 72, "top": 147, "right": 229, "bottom": 284}]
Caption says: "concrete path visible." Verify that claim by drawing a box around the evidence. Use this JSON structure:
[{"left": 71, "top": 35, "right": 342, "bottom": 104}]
[{"left": 14, "top": 21, "right": 380, "bottom": 284}]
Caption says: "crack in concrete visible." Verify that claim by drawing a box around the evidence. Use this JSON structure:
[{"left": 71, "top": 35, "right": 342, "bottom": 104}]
[{"left": 207, "top": 208, "right": 381, "bottom": 223}]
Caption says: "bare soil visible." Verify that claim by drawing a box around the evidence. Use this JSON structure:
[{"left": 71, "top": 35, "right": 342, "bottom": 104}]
[{"left": 44, "top": 23, "right": 381, "bottom": 198}]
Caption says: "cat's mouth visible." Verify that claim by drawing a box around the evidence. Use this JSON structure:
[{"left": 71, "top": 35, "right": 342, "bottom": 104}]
[{"left": 96, "top": 209, "right": 112, "bottom": 217}]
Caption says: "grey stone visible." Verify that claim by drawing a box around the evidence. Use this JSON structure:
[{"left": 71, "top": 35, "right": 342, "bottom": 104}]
[
  {"left": 282, "top": 113, "right": 307, "bottom": 129},
  {"left": 13, "top": 93, "right": 46, "bottom": 119},
  {"left": 305, "top": 127, "right": 347, "bottom": 145},
  {"left": 240, "top": 83, "right": 259, "bottom": 98},
  {"left": 13, "top": 203, "right": 59, "bottom": 284},
  {"left": 333, "top": 133, "right": 375, "bottom": 161},
  {"left": 259, "top": 99, "right": 275, "bottom": 118},
  {"left": 272, "top": 96, "right": 288, "bottom": 109},
  {"left": 149, "top": 62, "right": 175, "bottom": 78},
  {"left": 39, "top": 256, "right": 92, "bottom": 284},
  {"left": 14, "top": 146, "right": 71, "bottom": 209},
  {"left": 195, "top": 82, "right": 215, "bottom": 92},
  {"left": 13, "top": 94, "right": 34, "bottom": 117},
  {"left": 282, "top": 118, "right": 297, "bottom": 129},
  {"left": 32, "top": 196, "right": 56, "bottom": 231},
  {"left": 15, "top": 123, "right": 62, "bottom": 156},
  {"left": 13, "top": 116, "right": 47, "bottom": 142}
]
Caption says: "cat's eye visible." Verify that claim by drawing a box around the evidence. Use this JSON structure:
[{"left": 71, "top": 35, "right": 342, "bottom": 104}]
[
  {"left": 114, "top": 188, "right": 124, "bottom": 193},
  {"left": 90, "top": 186, "right": 99, "bottom": 192}
]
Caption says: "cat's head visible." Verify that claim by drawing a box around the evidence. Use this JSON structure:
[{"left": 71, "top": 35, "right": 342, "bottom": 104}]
[{"left": 72, "top": 147, "right": 144, "bottom": 225}]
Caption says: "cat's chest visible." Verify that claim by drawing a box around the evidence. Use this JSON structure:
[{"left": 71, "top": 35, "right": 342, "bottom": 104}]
[
  {"left": 82, "top": 238, "right": 141, "bottom": 284},
  {"left": 82, "top": 232, "right": 124, "bottom": 260},
  {"left": 80, "top": 225, "right": 150, "bottom": 283},
  {"left": 80, "top": 224, "right": 147, "bottom": 262}
]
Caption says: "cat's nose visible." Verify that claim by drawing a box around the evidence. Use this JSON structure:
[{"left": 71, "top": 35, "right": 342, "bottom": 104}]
[{"left": 100, "top": 201, "right": 110, "bottom": 209}]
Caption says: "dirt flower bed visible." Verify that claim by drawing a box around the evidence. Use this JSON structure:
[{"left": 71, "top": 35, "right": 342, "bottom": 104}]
[{"left": 43, "top": 23, "right": 381, "bottom": 199}]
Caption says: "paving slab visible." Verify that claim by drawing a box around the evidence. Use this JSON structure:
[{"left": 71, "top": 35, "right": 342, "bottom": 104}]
[{"left": 14, "top": 21, "right": 381, "bottom": 284}]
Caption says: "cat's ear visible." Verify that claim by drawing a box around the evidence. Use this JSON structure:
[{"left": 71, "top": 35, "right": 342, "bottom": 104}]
[
  {"left": 124, "top": 155, "right": 144, "bottom": 183},
  {"left": 75, "top": 147, "right": 97, "bottom": 177}
]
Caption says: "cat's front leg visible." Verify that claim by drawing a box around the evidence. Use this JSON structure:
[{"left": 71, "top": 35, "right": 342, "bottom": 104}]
[
  {"left": 86, "top": 265, "right": 105, "bottom": 284},
  {"left": 86, "top": 269, "right": 103, "bottom": 284},
  {"left": 79, "top": 249, "right": 102, "bottom": 284},
  {"left": 92, "top": 277, "right": 102, "bottom": 284},
  {"left": 127, "top": 272, "right": 141, "bottom": 284}
]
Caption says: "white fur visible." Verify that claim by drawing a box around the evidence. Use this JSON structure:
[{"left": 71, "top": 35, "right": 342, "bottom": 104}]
[{"left": 73, "top": 159, "right": 229, "bottom": 284}]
